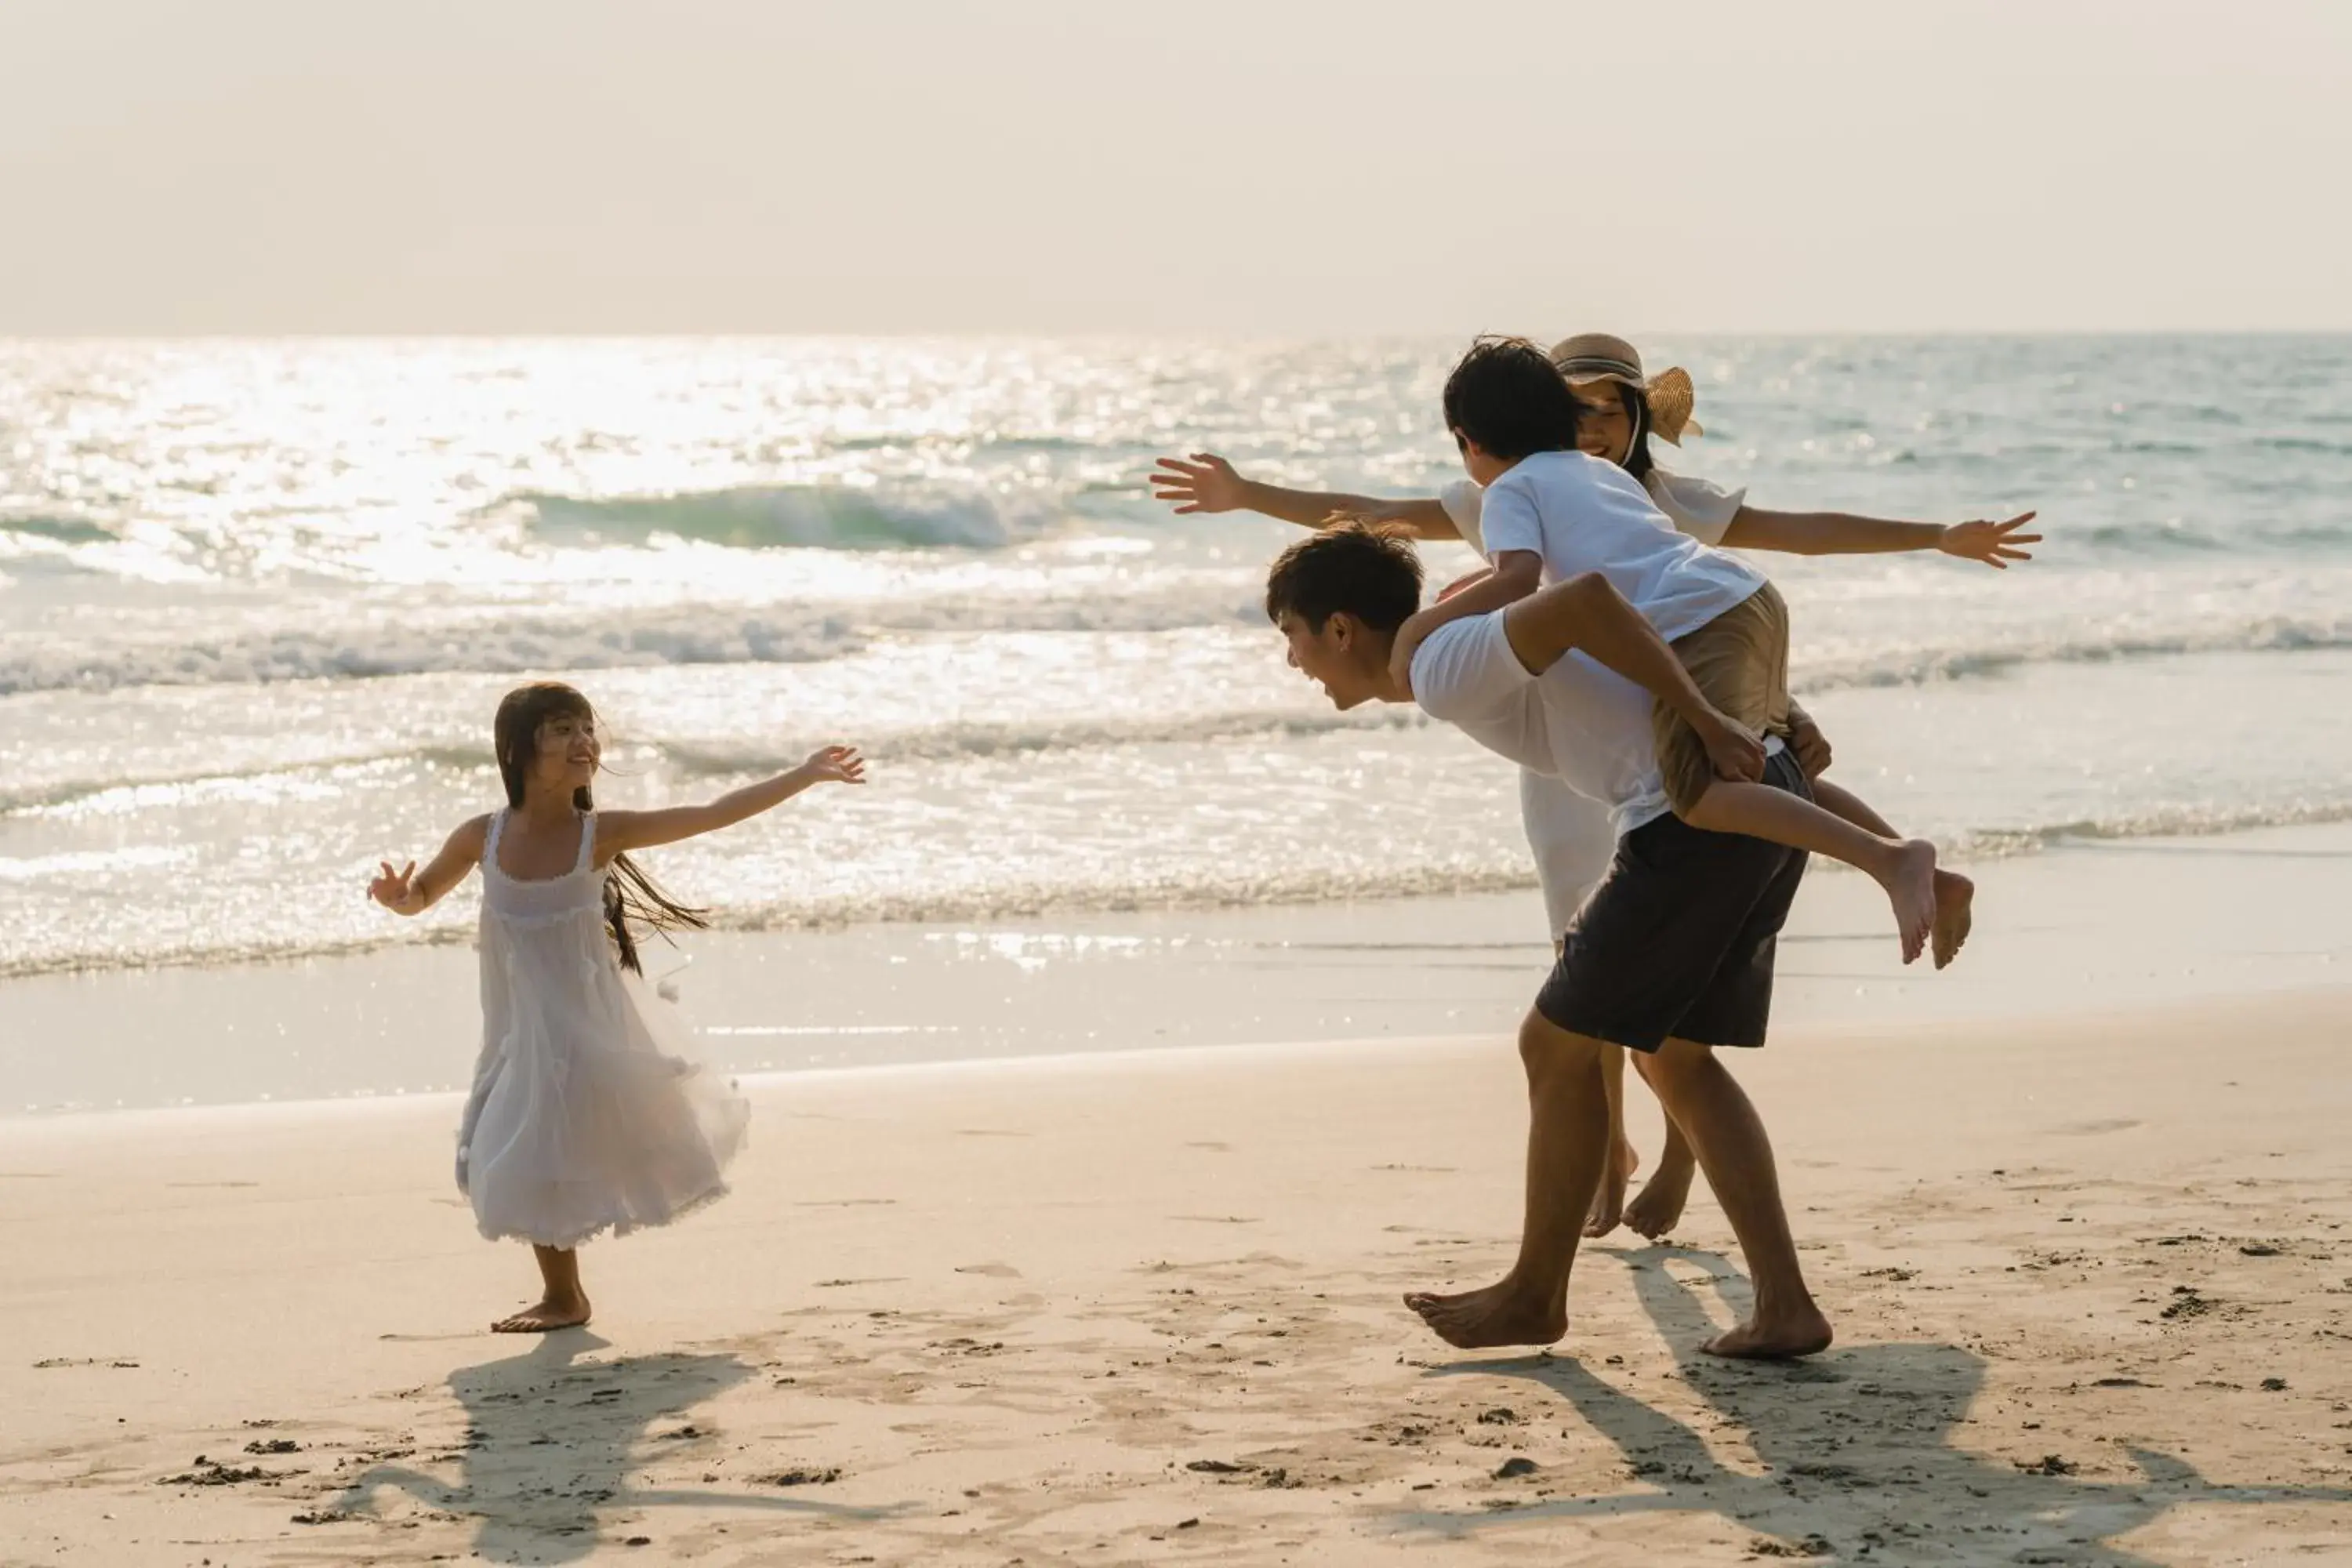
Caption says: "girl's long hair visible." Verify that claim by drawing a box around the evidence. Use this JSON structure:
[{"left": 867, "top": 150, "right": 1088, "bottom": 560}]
[{"left": 492, "top": 682, "right": 709, "bottom": 974}]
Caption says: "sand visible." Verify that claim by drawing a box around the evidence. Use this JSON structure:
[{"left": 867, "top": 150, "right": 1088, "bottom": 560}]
[{"left": 4, "top": 974, "right": 2351, "bottom": 1564}]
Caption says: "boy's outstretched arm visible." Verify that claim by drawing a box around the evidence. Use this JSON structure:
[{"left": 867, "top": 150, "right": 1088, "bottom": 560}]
[
  {"left": 597, "top": 746, "right": 866, "bottom": 858},
  {"left": 1503, "top": 574, "right": 1766, "bottom": 782},
  {"left": 1722, "top": 506, "right": 2039, "bottom": 568},
  {"left": 369, "top": 815, "right": 489, "bottom": 916},
  {"left": 1149, "top": 452, "right": 1461, "bottom": 539}
]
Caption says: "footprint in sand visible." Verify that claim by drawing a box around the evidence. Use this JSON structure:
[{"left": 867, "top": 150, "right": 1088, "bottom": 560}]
[
  {"left": 793, "top": 1197, "right": 898, "bottom": 1208},
  {"left": 1187, "top": 1141, "right": 1232, "bottom": 1152},
  {"left": 954, "top": 1262, "right": 1023, "bottom": 1279},
  {"left": 1171, "top": 1214, "right": 1262, "bottom": 1225},
  {"left": 2052, "top": 1118, "right": 2142, "bottom": 1137}
]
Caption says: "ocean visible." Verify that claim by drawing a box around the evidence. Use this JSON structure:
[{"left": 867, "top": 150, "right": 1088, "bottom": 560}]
[{"left": 4, "top": 335, "right": 2350, "bottom": 982}]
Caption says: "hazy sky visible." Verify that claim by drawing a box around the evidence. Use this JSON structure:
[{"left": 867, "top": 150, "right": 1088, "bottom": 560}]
[{"left": 4, "top": 0, "right": 2347, "bottom": 334}]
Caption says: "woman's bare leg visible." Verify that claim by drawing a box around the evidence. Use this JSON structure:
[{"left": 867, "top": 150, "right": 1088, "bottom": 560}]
[{"left": 1585, "top": 1044, "right": 1641, "bottom": 1237}]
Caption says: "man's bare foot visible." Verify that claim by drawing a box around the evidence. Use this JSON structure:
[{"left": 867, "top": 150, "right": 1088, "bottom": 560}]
[
  {"left": 492, "top": 1294, "right": 592, "bottom": 1334},
  {"left": 1931, "top": 869, "right": 1974, "bottom": 970},
  {"left": 1700, "top": 1301, "right": 1834, "bottom": 1360},
  {"left": 1584, "top": 1138, "right": 1642, "bottom": 1238},
  {"left": 1402, "top": 1281, "right": 1565, "bottom": 1350},
  {"left": 1624, "top": 1156, "right": 1696, "bottom": 1240},
  {"left": 1872, "top": 838, "right": 1939, "bottom": 965}
]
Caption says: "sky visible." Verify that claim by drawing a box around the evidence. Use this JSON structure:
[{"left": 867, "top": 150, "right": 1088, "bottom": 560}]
[{"left": 2, "top": 0, "right": 2347, "bottom": 335}]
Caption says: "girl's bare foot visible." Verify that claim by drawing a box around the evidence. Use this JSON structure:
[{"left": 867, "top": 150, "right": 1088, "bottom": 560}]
[
  {"left": 1624, "top": 1156, "right": 1696, "bottom": 1240},
  {"left": 492, "top": 1293, "right": 592, "bottom": 1334},
  {"left": 1700, "top": 1300, "right": 1833, "bottom": 1360},
  {"left": 1584, "top": 1138, "right": 1642, "bottom": 1238},
  {"left": 1873, "top": 839, "right": 1940, "bottom": 965},
  {"left": 1401, "top": 1280, "right": 1565, "bottom": 1350},
  {"left": 1931, "top": 869, "right": 1974, "bottom": 970}
]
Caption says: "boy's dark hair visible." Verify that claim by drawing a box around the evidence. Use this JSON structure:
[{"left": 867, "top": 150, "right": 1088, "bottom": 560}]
[
  {"left": 1264, "top": 521, "right": 1424, "bottom": 633},
  {"left": 1443, "top": 336, "right": 1582, "bottom": 461}
]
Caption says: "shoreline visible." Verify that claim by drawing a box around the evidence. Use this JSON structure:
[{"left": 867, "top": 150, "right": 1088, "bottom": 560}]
[{"left": 5, "top": 818, "right": 2350, "bottom": 1120}]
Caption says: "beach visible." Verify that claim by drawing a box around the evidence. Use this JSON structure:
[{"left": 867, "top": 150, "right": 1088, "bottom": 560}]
[{"left": 5, "top": 831, "right": 2350, "bottom": 1566}]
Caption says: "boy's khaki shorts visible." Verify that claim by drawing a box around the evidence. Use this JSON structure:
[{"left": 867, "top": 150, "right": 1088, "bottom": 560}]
[{"left": 1653, "top": 580, "right": 1793, "bottom": 818}]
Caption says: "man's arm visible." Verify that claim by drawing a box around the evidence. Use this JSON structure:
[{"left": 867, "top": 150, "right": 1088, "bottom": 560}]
[
  {"left": 1149, "top": 452, "right": 1461, "bottom": 540},
  {"left": 1722, "top": 506, "right": 2038, "bottom": 568},
  {"left": 1501, "top": 574, "right": 1765, "bottom": 782}
]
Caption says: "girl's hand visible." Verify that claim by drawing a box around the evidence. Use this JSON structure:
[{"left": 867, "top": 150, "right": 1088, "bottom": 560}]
[
  {"left": 1937, "top": 511, "right": 2040, "bottom": 568},
  {"left": 368, "top": 859, "right": 418, "bottom": 911},
  {"left": 800, "top": 746, "right": 867, "bottom": 786},
  {"left": 1149, "top": 453, "right": 1248, "bottom": 514}
]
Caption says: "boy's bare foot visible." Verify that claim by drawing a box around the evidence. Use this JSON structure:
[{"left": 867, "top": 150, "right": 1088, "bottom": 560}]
[
  {"left": 1402, "top": 1280, "right": 1565, "bottom": 1350},
  {"left": 1584, "top": 1138, "right": 1642, "bottom": 1237},
  {"left": 1700, "top": 1301, "right": 1834, "bottom": 1360},
  {"left": 1931, "top": 869, "right": 1974, "bottom": 970},
  {"left": 1873, "top": 838, "right": 1939, "bottom": 965},
  {"left": 1624, "top": 1156, "right": 1697, "bottom": 1240},
  {"left": 492, "top": 1293, "right": 592, "bottom": 1334}
]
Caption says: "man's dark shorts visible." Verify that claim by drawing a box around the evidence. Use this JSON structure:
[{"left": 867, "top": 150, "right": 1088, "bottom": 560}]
[{"left": 1536, "top": 749, "right": 1812, "bottom": 1052}]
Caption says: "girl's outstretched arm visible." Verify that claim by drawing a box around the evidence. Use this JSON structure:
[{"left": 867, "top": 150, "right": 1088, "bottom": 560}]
[
  {"left": 597, "top": 746, "right": 866, "bottom": 859},
  {"left": 369, "top": 815, "right": 490, "bottom": 916},
  {"left": 1720, "top": 506, "right": 2039, "bottom": 568},
  {"left": 1149, "top": 452, "right": 1461, "bottom": 540}
]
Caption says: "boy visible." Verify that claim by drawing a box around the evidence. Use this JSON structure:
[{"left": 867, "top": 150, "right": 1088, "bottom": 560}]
[{"left": 1393, "top": 337, "right": 1969, "bottom": 967}]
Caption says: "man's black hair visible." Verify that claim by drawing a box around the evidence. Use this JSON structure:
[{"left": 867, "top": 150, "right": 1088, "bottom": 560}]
[{"left": 1264, "top": 521, "right": 1424, "bottom": 633}]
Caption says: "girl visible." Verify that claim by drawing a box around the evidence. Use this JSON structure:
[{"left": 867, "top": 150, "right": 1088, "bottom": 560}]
[
  {"left": 1149, "top": 333, "right": 2036, "bottom": 1237},
  {"left": 368, "top": 681, "right": 865, "bottom": 1332}
]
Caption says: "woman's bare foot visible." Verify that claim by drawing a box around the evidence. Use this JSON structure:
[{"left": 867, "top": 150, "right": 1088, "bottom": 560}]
[
  {"left": 1401, "top": 1280, "right": 1565, "bottom": 1350},
  {"left": 1624, "top": 1156, "right": 1696, "bottom": 1240},
  {"left": 492, "top": 1293, "right": 592, "bottom": 1334},
  {"left": 1871, "top": 838, "right": 1940, "bottom": 965},
  {"left": 1931, "top": 869, "right": 1974, "bottom": 970},
  {"left": 1584, "top": 1138, "right": 1642, "bottom": 1238},
  {"left": 1700, "top": 1300, "right": 1833, "bottom": 1360}
]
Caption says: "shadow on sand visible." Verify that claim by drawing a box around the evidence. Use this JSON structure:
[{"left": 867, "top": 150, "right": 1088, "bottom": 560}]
[
  {"left": 1398, "top": 1247, "right": 2352, "bottom": 1564},
  {"left": 332, "top": 1331, "right": 898, "bottom": 1564}
]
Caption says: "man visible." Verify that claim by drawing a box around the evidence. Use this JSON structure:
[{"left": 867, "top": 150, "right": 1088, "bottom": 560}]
[{"left": 1264, "top": 520, "right": 1831, "bottom": 1358}]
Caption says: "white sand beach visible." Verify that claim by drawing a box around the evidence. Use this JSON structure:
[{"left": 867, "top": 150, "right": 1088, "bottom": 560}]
[{"left": 4, "top": 834, "right": 2350, "bottom": 1566}]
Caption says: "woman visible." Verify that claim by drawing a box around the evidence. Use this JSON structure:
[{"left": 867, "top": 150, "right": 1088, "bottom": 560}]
[{"left": 1149, "top": 333, "right": 2036, "bottom": 1238}]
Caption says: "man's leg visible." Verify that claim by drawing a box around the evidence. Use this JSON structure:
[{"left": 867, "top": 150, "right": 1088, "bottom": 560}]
[
  {"left": 1405, "top": 1011, "right": 1612, "bottom": 1348},
  {"left": 1632, "top": 1040, "right": 1830, "bottom": 1358}
]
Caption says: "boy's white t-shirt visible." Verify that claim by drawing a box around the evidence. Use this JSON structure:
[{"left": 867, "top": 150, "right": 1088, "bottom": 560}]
[
  {"left": 1475, "top": 451, "right": 1766, "bottom": 642},
  {"left": 1407, "top": 608, "right": 1673, "bottom": 839},
  {"left": 1439, "top": 466, "right": 1745, "bottom": 555}
]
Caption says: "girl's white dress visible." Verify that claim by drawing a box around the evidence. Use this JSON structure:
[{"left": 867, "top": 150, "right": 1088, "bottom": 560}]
[{"left": 456, "top": 808, "right": 749, "bottom": 1248}]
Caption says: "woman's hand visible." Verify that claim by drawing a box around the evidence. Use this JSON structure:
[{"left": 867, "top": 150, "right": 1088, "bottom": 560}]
[
  {"left": 1787, "top": 709, "right": 1833, "bottom": 778},
  {"left": 1436, "top": 567, "right": 1494, "bottom": 602},
  {"left": 1936, "top": 511, "right": 2040, "bottom": 568},
  {"left": 1149, "top": 453, "right": 1249, "bottom": 515},
  {"left": 798, "top": 746, "right": 868, "bottom": 786},
  {"left": 368, "top": 858, "right": 419, "bottom": 913}
]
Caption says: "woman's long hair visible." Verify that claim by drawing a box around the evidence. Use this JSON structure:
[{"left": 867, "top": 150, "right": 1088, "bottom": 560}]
[
  {"left": 1613, "top": 381, "right": 1659, "bottom": 482},
  {"left": 492, "top": 682, "right": 709, "bottom": 974}
]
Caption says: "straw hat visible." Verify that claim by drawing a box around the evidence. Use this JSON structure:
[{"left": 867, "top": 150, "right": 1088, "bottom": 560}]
[{"left": 1547, "top": 332, "right": 1703, "bottom": 445}]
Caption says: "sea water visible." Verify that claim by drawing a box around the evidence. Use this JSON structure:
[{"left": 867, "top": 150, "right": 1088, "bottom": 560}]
[{"left": 4, "top": 335, "right": 2350, "bottom": 980}]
